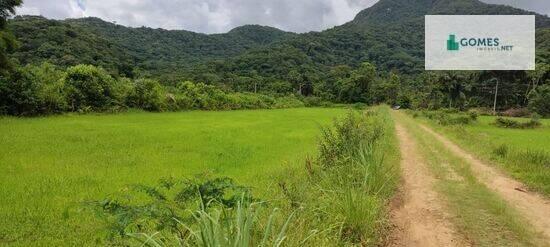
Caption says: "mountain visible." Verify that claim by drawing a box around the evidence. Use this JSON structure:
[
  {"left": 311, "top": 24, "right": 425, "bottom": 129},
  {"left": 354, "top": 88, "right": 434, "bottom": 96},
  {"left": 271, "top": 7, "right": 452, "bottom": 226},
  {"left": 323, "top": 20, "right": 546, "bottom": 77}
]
[
  {"left": 9, "top": 16, "right": 295, "bottom": 78},
  {"left": 207, "top": 0, "right": 550, "bottom": 78},
  {"left": 193, "top": 0, "right": 549, "bottom": 84},
  {"left": 8, "top": 0, "right": 550, "bottom": 83}
]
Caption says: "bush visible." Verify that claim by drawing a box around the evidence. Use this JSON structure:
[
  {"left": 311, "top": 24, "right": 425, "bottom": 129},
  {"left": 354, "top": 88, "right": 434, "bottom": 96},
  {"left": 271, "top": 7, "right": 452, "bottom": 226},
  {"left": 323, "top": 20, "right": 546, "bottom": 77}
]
[
  {"left": 469, "top": 107, "right": 493, "bottom": 116},
  {"left": 302, "top": 96, "right": 324, "bottom": 107},
  {"left": 64, "top": 65, "right": 119, "bottom": 111},
  {"left": 501, "top": 108, "right": 531, "bottom": 118},
  {"left": 0, "top": 68, "right": 43, "bottom": 116},
  {"left": 468, "top": 111, "right": 478, "bottom": 121},
  {"left": 528, "top": 85, "right": 550, "bottom": 117},
  {"left": 89, "top": 177, "right": 254, "bottom": 239},
  {"left": 274, "top": 95, "right": 305, "bottom": 109},
  {"left": 26, "top": 63, "right": 68, "bottom": 114},
  {"left": 424, "top": 111, "right": 475, "bottom": 126},
  {"left": 126, "top": 79, "right": 166, "bottom": 111},
  {"left": 494, "top": 117, "right": 541, "bottom": 129}
]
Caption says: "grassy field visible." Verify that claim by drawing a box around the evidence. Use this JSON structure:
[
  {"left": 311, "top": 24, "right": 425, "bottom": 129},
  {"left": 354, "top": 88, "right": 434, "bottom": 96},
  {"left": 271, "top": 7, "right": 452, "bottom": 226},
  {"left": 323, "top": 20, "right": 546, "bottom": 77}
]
[
  {"left": 414, "top": 114, "right": 550, "bottom": 196},
  {"left": 0, "top": 108, "right": 347, "bottom": 246}
]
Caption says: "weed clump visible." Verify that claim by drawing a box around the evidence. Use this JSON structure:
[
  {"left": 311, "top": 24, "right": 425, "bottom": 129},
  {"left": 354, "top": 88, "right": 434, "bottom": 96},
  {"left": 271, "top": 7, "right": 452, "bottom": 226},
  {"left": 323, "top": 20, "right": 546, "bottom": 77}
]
[
  {"left": 494, "top": 117, "right": 541, "bottom": 129},
  {"left": 88, "top": 177, "right": 275, "bottom": 245},
  {"left": 493, "top": 144, "right": 509, "bottom": 158}
]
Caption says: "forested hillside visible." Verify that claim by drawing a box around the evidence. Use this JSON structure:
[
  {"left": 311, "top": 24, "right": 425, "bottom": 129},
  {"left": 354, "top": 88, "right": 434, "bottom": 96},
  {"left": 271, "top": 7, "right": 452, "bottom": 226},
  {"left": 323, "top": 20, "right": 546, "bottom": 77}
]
[
  {"left": 9, "top": 0, "right": 549, "bottom": 80},
  {"left": 9, "top": 16, "right": 295, "bottom": 79},
  {"left": 3, "top": 0, "right": 550, "bottom": 115}
]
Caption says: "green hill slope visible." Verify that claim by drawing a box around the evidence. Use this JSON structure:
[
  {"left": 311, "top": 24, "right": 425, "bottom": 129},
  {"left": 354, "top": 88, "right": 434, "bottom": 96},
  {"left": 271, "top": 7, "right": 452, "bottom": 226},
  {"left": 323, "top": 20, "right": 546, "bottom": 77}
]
[{"left": 8, "top": 0, "right": 550, "bottom": 83}]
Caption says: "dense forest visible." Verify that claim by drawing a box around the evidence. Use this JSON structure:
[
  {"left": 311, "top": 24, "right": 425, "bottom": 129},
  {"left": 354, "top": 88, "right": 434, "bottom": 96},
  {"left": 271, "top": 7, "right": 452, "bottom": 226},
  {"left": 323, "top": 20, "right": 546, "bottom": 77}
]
[{"left": 1, "top": 0, "right": 550, "bottom": 116}]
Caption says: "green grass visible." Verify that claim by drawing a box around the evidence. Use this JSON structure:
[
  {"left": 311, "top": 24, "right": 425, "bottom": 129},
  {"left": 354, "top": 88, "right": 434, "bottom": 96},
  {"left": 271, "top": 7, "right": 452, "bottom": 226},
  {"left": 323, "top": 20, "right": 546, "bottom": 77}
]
[
  {"left": 397, "top": 112, "right": 541, "bottom": 246},
  {"left": 412, "top": 113, "right": 550, "bottom": 196},
  {"left": 0, "top": 108, "right": 346, "bottom": 246},
  {"left": 273, "top": 106, "right": 400, "bottom": 246}
]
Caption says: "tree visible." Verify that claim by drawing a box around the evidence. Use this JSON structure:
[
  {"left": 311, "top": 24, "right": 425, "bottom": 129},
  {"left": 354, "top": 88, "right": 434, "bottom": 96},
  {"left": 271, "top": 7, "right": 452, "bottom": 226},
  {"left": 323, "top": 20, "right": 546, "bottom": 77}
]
[
  {"left": 528, "top": 84, "right": 550, "bottom": 117},
  {"left": 439, "top": 71, "right": 472, "bottom": 109},
  {"left": 26, "top": 62, "right": 68, "bottom": 113},
  {"left": 338, "top": 62, "right": 376, "bottom": 103},
  {"left": 127, "top": 79, "right": 166, "bottom": 111},
  {"left": 0, "top": 67, "right": 43, "bottom": 115},
  {"left": 526, "top": 63, "right": 550, "bottom": 100},
  {"left": 0, "top": 0, "right": 22, "bottom": 73},
  {"left": 370, "top": 72, "right": 400, "bottom": 105},
  {"left": 64, "top": 65, "right": 118, "bottom": 111}
]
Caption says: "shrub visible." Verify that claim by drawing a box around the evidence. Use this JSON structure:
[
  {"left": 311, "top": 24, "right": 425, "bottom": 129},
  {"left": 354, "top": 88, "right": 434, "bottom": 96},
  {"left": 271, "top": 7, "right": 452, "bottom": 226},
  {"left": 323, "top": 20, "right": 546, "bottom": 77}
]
[
  {"left": 64, "top": 65, "right": 119, "bottom": 111},
  {"left": 427, "top": 111, "right": 475, "bottom": 126},
  {"left": 528, "top": 85, "right": 550, "bottom": 117},
  {"left": 495, "top": 117, "right": 542, "bottom": 129},
  {"left": 501, "top": 108, "right": 531, "bottom": 118},
  {"left": 317, "top": 112, "right": 381, "bottom": 169},
  {"left": 468, "top": 111, "right": 478, "bottom": 121},
  {"left": 274, "top": 95, "right": 305, "bottom": 109},
  {"left": 494, "top": 117, "right": 541, "bottom": 129},
  {"left": 305, "top": 108, "right": 395, "bottom": 245},
  {"left": 0, "top": 68, "right": 43, "bottom": 116},
  {"left": 441, "top": 108, "right": 459, "bottom": 114},
  {"left": 469, "top": 107, "right": 493, "bottom": 116},
  {"left": 89, "top": 177, "right": 254, "bottom": 239},
  {"left": 126, "top": 79, "right": 166, "bottom": 111},
  {"left": 303, "top": 96, "right": 323, "bottom": 107},
  {"left": 127, "top": 196, "right": 293, "bottom": 246},
  {"left": 26, "top": 62, "right": 68, "bottom": 114}
]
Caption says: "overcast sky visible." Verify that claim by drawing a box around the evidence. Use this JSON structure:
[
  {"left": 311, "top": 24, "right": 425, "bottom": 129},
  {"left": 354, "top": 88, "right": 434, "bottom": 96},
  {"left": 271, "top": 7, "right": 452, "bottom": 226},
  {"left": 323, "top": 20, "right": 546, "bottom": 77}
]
[{"left": 15, "top": 0, "right": 550, "bottom": 34}]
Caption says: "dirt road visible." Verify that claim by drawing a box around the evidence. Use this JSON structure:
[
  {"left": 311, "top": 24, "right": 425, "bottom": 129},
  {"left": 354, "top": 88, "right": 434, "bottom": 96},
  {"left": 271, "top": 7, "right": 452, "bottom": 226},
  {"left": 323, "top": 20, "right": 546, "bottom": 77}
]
[
  {"left": 389, "top": 123, "right": 468, "bottom": 247},
  {"left": 418, "top": 123, "right": 550, "bottom": 242}
]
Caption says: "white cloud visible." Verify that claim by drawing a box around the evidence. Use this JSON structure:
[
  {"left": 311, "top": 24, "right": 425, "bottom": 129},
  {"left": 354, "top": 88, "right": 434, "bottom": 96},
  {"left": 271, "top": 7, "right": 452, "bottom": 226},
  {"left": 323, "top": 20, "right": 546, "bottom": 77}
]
[{"left": 14, "top": 0, "right": 550, "bottom": 34}]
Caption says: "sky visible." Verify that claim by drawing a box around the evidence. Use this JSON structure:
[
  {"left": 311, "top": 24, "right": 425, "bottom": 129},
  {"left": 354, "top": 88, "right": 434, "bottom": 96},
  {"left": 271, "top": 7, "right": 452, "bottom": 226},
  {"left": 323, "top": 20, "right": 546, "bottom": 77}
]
[{"left": 15, "top": 0, "right": 550, "bottom": 34}]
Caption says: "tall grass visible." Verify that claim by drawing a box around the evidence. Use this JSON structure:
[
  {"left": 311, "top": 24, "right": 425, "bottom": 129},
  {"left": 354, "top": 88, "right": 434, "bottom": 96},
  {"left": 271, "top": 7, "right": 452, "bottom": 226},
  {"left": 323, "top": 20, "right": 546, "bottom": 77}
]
[
  {"left": 275, "top": 106, "right": 399, "bottom": 246},
  {"left": 126, "top": 197, "right": 293, "bottom": 247}
]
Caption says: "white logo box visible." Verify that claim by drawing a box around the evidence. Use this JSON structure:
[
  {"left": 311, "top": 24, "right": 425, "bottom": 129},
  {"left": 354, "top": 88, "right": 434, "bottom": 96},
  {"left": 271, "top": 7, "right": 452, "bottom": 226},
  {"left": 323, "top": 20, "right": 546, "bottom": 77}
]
[{"left": 425, "top": 15, "right": 535, "bottom": 70}]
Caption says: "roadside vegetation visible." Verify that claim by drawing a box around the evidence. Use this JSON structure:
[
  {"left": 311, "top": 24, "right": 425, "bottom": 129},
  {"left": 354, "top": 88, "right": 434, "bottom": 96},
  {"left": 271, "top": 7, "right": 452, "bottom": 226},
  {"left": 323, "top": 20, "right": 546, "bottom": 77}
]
[{"left": 408, "top": 109, "right": 550, "bottom": 196}]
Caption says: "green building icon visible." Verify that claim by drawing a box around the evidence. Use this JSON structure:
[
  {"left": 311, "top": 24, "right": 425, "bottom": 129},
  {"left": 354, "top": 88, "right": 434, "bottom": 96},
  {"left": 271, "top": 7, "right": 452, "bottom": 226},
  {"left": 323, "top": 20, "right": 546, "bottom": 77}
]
[{"left": 447, "top": 34, "right": 459, "bottom": 51}]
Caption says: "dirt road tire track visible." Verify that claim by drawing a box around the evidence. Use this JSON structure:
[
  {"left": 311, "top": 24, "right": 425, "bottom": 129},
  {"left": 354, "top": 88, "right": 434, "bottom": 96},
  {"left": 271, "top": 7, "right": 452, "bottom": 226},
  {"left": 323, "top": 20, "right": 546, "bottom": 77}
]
[
  {"left": 389, "top": 122, "right": 468, "bottom": 247},
  {"left": 417, "top": 123, "right": 550, "bottom": 242}
]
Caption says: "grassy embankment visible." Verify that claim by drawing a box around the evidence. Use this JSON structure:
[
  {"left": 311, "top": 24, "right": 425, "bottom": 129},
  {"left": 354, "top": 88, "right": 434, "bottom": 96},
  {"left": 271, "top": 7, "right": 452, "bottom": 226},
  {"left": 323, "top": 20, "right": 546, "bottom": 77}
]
[
  {"left": 409, "top": 112, "right": 550, "bottom": 196},
  {"left": 0, "top": 108, "right": 346, "bottom": 246},
  {"left": 396, "top": 112, "right": 543, "bottom": 246}
]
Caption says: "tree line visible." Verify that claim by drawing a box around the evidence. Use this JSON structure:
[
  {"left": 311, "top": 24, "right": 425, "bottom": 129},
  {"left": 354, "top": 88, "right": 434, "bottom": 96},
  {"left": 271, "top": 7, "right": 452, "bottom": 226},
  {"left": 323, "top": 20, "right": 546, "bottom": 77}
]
[{"left": 1, "top": 1, "right": 549, "bottom": 117}]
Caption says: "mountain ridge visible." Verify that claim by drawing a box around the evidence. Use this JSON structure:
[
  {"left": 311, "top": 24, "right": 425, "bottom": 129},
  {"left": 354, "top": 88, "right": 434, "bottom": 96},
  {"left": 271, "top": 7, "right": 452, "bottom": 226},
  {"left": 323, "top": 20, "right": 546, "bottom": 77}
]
[{"left": 8, "top": 0, "right": 550, "bottom": 82}]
